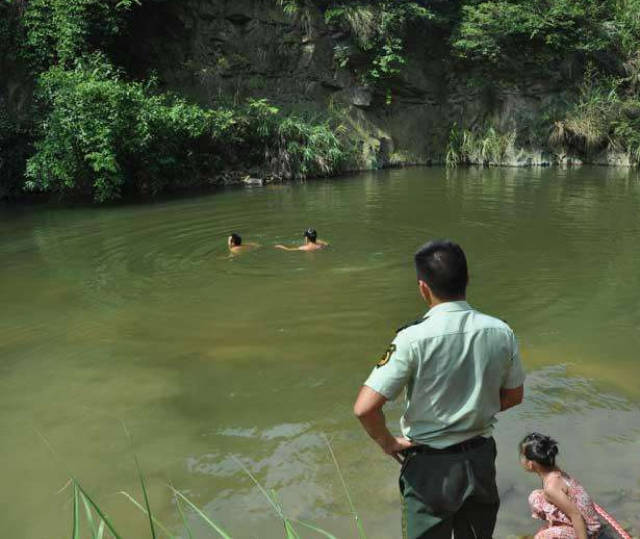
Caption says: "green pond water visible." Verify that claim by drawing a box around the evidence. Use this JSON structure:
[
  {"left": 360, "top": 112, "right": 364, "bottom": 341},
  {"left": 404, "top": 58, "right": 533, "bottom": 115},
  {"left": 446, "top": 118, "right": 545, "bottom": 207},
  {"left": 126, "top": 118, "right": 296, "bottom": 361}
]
[{"left": 1, "top": 166, "right": 639, "bottom": 538}]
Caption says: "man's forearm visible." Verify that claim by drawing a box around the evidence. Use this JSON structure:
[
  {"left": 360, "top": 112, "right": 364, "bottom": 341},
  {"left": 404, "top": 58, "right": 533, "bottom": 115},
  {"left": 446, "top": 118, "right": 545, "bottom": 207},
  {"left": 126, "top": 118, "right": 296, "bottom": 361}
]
[
  {"left": 500, "top": 396, "right": 518, "bottom": 411},
  {"left": 356, "top": 407, "right": 396, "bottom": 451},
  {"left": 500, "top": 385, "right": 524, "bottom": 411}
]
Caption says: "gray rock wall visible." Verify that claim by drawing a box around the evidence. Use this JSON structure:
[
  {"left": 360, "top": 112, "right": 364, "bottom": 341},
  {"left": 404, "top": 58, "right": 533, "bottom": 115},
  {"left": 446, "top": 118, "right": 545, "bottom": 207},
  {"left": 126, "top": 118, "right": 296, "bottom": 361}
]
[{"left": 119, "top": 0, "right": 592, "bottom": 168}]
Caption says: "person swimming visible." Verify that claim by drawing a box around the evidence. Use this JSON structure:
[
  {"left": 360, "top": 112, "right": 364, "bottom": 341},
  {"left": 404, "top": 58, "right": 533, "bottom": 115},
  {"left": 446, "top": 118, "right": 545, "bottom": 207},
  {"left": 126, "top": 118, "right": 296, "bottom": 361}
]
[
  {"left": 520, "top": 433, "right": 601, "bottom": 539},
  {"left": 275, "top": 228, "right": 328, "bottom": 251},
  {"left": 228, "top": 233, "right": 259, "bottom": 254}
]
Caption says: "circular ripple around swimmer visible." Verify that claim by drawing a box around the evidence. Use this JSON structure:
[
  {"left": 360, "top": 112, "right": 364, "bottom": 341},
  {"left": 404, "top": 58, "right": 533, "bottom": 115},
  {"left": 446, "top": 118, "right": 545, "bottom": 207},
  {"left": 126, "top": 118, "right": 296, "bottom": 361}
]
[{"left": 36, "top": 202, "right": 324, "bottom": 306}]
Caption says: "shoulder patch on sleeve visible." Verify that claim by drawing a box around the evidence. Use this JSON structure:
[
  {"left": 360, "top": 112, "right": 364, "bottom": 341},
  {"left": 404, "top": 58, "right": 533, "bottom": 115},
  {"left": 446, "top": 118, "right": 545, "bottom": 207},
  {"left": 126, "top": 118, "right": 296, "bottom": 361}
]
[
  {"left": 396, "top": 317, "right": 424, "bottom": 334},
  {"left": 376, "top": 344, "right": 396, "bottom": 368}
]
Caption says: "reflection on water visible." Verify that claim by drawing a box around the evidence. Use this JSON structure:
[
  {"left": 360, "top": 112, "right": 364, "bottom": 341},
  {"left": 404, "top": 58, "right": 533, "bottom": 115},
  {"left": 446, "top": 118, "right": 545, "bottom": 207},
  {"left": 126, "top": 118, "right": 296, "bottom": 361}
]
[{"left": 1, "top": 166, "right": 640, "bottom": 537}]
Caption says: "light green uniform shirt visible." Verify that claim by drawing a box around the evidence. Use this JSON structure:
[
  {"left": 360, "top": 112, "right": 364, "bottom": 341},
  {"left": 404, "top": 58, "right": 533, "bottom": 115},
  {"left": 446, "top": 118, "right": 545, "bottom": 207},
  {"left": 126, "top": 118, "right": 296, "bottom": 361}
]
[{"left": 364, "top": 301, "right": 525, "bottom": 449}]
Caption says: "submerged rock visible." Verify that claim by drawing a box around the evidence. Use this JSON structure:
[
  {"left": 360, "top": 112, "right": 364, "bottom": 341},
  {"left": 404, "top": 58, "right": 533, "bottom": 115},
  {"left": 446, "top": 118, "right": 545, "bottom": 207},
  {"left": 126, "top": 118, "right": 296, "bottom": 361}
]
[{"left": 242, "top": 176, "right": 265, "bottom": 186}]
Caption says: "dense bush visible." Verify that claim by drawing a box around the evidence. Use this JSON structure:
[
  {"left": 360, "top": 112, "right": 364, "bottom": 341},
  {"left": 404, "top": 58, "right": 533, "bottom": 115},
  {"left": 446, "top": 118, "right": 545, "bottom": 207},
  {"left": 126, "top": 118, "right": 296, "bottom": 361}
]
[
  {"left": 21, "top": 0, "right": 139, "bottom": 69},
  {"left": 25, "top": 56, "right": 226, "bottom": 201},
  {"left": 24, "top": 57, "right": 350, "bottom": 202},
  {"left": 452, "top": 1, "right": 615, "bottom": 66},
  {"left": 2, "top": 0, "right": 352, "bottom": 202},
  {"left": 231, "top": 99, "right": 349, "bottom": 180}
]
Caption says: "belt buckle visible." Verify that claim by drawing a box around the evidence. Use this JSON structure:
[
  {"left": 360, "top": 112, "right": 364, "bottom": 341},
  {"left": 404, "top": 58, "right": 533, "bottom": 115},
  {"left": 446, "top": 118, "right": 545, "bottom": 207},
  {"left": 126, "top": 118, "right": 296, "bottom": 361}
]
[{"left": 400, "top": 447, "right": 417, "bottom": 459}]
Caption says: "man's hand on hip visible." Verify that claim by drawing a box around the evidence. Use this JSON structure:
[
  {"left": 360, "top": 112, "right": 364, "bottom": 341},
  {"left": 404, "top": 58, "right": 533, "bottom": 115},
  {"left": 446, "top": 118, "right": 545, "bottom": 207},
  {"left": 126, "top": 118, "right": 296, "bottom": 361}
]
[
  {"left": 381, "top": 436, "right": 415, "bottom": 463},
  {"left": 354, "top": 386, "right": 415, "bottom": 462}
]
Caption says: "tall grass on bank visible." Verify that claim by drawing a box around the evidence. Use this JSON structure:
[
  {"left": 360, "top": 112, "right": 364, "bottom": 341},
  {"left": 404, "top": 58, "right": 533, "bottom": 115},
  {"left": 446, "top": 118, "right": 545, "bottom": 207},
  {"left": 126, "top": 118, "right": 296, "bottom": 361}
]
[
  {"left": 549, "top": 75, "right": 617, "bottom": 157},
  {"left": 63, "top": 435, "right": 363, "bottom": 538},
  {"left": 548, "top": 71, "right": 640, "bottom": 163},
  {"left": 446, "top": 124, "right": 517, "bottom": 167}
]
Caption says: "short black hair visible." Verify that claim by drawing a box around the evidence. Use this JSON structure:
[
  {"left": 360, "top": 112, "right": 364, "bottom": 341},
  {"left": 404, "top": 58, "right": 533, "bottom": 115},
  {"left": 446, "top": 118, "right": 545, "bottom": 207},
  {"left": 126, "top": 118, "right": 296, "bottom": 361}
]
[
  {"left": 414, "top": 240, "right": 468, "bottom": 299},
  {"left": 304, "top": 228, "right": 317, "bottom": 243},
  {"left": 229, "top": 233, "right": 242, "bottom": 246},
  {"left": 519, "top": 432, "right": 559, "bottom": 467}
]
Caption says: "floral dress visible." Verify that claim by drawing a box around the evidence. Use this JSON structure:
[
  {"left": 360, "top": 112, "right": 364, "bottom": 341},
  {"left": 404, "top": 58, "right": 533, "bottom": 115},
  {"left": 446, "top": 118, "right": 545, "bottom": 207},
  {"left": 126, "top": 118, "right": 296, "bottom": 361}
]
[{"left": 528, "top": 471, "right": 602, "bottom": 538}]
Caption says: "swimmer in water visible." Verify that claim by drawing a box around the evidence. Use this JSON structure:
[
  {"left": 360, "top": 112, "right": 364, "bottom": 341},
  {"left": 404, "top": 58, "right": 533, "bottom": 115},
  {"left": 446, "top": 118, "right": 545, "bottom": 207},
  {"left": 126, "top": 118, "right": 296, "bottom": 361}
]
[
  {"left": 228, "top": 233, "right": 260, "bottom": 254},
  {"left": 275, "top": 228, "right": 328, "bottom": 251}
]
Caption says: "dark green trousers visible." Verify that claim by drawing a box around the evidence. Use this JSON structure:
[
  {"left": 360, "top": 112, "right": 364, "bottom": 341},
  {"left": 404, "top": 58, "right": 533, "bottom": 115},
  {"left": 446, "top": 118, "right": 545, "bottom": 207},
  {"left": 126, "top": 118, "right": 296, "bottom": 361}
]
[{"left": 399, "top": 437, "right": 499, "bottom": 539}]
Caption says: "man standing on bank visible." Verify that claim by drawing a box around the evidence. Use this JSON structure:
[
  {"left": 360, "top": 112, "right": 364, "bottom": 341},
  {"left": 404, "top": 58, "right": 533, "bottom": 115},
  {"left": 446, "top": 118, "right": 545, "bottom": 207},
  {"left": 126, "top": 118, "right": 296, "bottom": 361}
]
[{"left": 353, "top": 240, "right": 525, "bottom": 539}]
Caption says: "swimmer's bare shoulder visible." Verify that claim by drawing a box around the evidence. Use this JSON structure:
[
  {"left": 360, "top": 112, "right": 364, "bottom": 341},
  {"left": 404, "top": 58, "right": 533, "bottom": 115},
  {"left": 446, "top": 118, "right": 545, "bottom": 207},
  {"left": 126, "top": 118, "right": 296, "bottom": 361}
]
[
  {"left": 230, "top": 242, "right": 260, "bottom": 254},
  {"left": 276, "top": 229, "right": 327, "bottom": 251},
  {"left": 305, "top": 240, "right": 328, "bottom": 250},
  {"left": 277, "top": 241, "right": 328, "bottom": 251}
]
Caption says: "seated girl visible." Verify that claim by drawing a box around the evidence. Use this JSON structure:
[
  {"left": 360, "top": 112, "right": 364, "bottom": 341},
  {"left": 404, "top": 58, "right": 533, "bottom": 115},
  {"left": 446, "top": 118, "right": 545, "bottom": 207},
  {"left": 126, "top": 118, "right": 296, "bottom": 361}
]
[{"left": 520, "top": 432, "right": 601, "bottom": 539}]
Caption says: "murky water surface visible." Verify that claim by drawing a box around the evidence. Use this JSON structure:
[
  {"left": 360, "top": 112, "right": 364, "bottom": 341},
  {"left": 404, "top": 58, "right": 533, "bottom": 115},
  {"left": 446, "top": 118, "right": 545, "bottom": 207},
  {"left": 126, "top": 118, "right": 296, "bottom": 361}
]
[{"left": 1, "top": 167, "right": 639, "bottom": 537}]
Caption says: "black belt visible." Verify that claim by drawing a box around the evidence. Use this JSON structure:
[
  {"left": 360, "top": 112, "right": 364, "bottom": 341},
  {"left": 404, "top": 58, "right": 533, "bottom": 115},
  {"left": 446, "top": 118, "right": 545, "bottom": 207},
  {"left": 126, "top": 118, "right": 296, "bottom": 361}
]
[{"left": 406, "top": 436, "right": 489, "bottom": 456}]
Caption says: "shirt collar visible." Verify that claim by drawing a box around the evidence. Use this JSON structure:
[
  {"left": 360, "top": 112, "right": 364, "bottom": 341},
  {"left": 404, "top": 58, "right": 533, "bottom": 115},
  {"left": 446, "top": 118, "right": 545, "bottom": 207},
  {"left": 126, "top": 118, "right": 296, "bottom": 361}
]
[{"left": 423, "top": 300, "right": 472, "bottom": 318}]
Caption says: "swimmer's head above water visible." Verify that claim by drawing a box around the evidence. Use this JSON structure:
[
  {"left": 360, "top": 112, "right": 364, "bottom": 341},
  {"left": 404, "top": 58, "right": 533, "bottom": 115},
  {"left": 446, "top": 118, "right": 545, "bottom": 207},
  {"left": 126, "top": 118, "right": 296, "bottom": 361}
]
[
  {"left": 303, "top": 228, "right": 317, "bottom": 244},
  {"left": 228, "top": 233, "right": 242, "bottom": 247}
]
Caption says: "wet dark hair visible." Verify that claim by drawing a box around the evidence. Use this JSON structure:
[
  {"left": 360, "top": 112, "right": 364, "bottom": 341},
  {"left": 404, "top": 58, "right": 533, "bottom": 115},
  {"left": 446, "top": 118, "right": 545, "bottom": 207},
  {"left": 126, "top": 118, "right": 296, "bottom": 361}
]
[
  {"left": 520, "top": 432, "right": 559, "bottom": 467},
  {"left": 303, "top": 228, "right": 317, "bottom": 243},
  {"left": 229, "top": 233, "right": 242, "bottom": 246},
  {"left": 414, "top": 240, "right": 468, "bottom": 299}
]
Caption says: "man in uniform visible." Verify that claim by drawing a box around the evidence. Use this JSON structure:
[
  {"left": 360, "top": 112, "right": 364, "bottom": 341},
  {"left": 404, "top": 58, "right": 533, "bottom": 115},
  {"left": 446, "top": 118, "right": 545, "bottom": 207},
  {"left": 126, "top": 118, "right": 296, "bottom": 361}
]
[{"left": 353, "top": 239, "right": 525, "bottom": 538}]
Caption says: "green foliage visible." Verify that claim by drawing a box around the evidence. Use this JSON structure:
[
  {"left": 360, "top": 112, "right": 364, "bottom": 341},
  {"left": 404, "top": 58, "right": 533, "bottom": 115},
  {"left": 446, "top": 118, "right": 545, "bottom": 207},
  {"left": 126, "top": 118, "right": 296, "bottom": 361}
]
[
  {"left": 446, "top": 124, "right": 517, "bottom": 167},
  {"left": 325, "top": 2, "right": 433, "bottom": 83},
  {"left": 70, "top": 478, "right": 123, "bottom": 538},
  {"left": 24, "top": 56, "right": 351, "bottom": 202},
  {"left": 21, "top": 0, "right": 139, "bottom": 69},
  {"left": 13, "top": 0, "right": 640, "bottom": 201},
  {"left": 236, "top": 99, "right": 350, "bottom": 180},
  {"left": 277, "top": 0, "right": 300, "bottom": 18},
  {"left": 550, "top": 76, "right": 618, "bottom": 155},
  {"left": 3, "top": 0, "right": 353, "bottom": 202},
  {"left": 275, "top": 0, "right": 640, "bottom": 83},
  {"left": 452, "top": 0, "right": 616, "bottom": 65},
  {"left": 25, "top": 55, "right": 230, "bottom": 202},
  {"left": 279, "top": 1, "right": 434, "bottom": 89},
  {"left": 614, "top": 0, "right": 640, "bottom": 58},
  {"left": 549, "top": 70, "right": 640, "bottom": 163}
]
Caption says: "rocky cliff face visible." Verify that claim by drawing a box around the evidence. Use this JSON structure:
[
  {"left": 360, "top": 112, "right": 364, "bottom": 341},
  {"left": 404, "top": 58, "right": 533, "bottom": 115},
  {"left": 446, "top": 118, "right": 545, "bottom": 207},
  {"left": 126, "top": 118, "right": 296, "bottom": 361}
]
[
  {"left": 113, "top": 0, "right": 594, "bottom": 169},
  {"left": 112, "top": 0, "right": 474, "bottom": 167}
]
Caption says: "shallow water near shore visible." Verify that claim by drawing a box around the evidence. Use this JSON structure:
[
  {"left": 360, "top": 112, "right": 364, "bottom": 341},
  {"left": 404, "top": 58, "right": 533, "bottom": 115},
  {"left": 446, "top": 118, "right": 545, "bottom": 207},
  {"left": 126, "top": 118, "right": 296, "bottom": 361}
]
[{"left": 1, "top": 166, "right": 640, "bottom": 537}]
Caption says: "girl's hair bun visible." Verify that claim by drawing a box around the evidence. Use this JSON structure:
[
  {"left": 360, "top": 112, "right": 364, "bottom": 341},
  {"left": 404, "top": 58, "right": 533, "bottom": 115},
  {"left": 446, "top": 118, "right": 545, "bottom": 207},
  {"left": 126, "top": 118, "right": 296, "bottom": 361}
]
[{"left": 519, "top": 432, "right": 559, "bottom": 467}]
